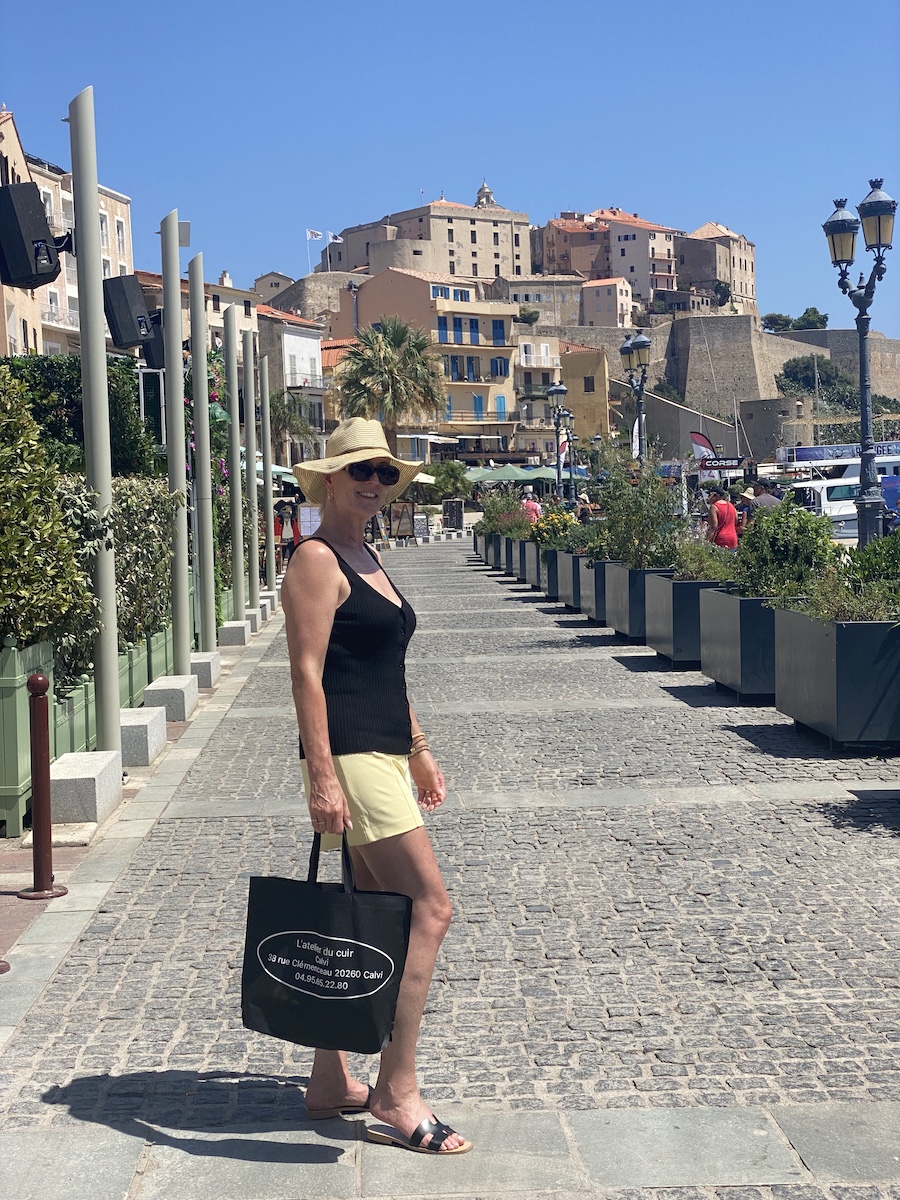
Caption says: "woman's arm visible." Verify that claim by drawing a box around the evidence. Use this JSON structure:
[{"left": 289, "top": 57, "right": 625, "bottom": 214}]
[
  {"left": 281, "top": 541, "right": 353, "bottom": 834},
  {"left": 408, "top": 703, "right": 447, "bottom": 813}
]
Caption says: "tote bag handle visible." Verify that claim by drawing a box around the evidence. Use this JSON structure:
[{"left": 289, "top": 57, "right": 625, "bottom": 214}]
[{"left": 306, "top": 832, "right": 356, "bottom": 894}]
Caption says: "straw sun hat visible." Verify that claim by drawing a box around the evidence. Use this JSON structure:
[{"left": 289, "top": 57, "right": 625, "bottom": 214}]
[{"left": 292, "top": 418, "right": 424, "bottom": 506}]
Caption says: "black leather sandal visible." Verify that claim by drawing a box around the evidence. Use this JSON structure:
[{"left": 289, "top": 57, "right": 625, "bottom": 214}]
[{"left": 366, "top": 1114, "right": 472, "bottom": 1154}]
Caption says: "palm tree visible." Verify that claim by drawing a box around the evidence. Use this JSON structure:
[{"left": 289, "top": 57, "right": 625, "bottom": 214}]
[
  {"left": 337, "top": 316, "right": 446, "bottom": 454},
  {"left": 268, "top": 390, "right": 320, "bottom": 465}
]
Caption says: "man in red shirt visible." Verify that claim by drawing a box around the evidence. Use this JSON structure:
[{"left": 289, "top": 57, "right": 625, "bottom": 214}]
[{"left": 706, "top": 486, "right": 739, "bottom": 549}]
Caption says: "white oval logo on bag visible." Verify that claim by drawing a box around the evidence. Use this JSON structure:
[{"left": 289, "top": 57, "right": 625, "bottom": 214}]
[{"left": 257, "top": 931, "right": 396, "bottom": 1000}]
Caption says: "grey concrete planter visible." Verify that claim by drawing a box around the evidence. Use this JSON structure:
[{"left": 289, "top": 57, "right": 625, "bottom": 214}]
[
  {"left": 539, "top": 549, "right": 559, "bottom": 601},
  {"left": 578, "top": 558, "right": 611, "bottom": 624},
  {"left": 645, "top": 575, "right": 724, "bottom": 667},
  {"left": 775, "top": 608, "right": 900, "bottom": 744},
  {"left": 503, "top": 537, "right": 515, "bottom": 575},
  {"left": 524, "top": 541, "right": 541, "bottom": 589},
  {"left": 605, "top": 563, "right": 674, "bottom": 643},
  {"left": 557, "top": 552, "right": 582, "bottom": 611},
  {"left": 699, "top": 588, "right": 776, "bottom": 702},
  {"left": 490, "top": 533, "right": 502, "bottom": 570}
]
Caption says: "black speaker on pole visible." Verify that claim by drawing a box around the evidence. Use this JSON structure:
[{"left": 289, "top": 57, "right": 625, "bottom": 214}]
[
  {"left": 102, "top": 274, "right": 153, "bottom": 348},
  {"left": 0, "top": 182, "right": 62, "bottom": 289},
  {"left": 141, "top": 310, "right": 165, "bottom": 370}
]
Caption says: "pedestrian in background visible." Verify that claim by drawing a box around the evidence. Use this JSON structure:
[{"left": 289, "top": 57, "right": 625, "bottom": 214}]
[
  {"left": 706, "top": 485, "right": 739, "bottom": 549},
  {"left": 282, "top": 417, "right": 471, "bottom": 1156},
  {"left": 521, "top": 488, "right": 542, "bottom": 523}
]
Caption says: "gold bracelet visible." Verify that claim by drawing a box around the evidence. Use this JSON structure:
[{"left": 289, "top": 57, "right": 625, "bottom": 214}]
[{"left": 408, "top": 744, "right": 430, "bottom": 759}]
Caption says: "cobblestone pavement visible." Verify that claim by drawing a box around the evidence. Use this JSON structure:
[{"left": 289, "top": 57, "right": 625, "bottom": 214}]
[{"left": 1, "top": 542, "right": 899, "bottom": 1197}]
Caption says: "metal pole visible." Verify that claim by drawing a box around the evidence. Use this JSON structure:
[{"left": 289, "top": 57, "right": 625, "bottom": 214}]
[
  {"left": 189, "top": 254, "right": 217, "bottom": 650},
  {"left": 554, "top": 409, "right": 562, "bottom": 497},
  {"left": 243, "top": 330, "right": 260, "bottom": 611},
  {"left": 636, "top": 374, "right": 647, "bottom": 467},
  {"left": 855, "top": 311, "right": 880, "bottom": 546},
  {"left": 18, "top": 674, "right": 67, "bottom": 900},
  {"left": 68, "top": 87, "right": 121, "bottom": 754},
  {"left": 161, "top": 210, "right": 191, "bottom": 673},
  {"left": 223, "top": 307, "right": 245, "bottom": 618},
  {"left": 568, "top": 433, "right": 576, "bottom": 500},
  {"left": 259, "top": 354, "right": 276, "bottom": 591}
]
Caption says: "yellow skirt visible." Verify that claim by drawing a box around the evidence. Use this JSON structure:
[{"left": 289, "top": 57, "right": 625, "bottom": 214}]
[{"left": 300, "top": 752, "right": 424, "bottom": 848}]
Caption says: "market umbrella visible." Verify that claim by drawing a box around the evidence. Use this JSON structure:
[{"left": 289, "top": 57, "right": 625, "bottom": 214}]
[{"left": 479, "top": 465, "right": 534, "bottom": 483}]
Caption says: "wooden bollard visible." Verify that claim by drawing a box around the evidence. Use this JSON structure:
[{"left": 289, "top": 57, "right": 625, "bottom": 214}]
[{"left": 18, "top": 674, "right": 67, "bottom": 901}]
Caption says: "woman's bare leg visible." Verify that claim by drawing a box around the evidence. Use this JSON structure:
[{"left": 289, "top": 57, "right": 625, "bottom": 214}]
[
  {"left": 355, "top": 827, "right": 463, "bottom": 1151},
  {"left": 303, "top": 849, "right": 380, "bottom": 1112}
]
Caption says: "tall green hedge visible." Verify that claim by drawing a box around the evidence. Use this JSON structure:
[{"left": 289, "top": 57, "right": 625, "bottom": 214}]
[{"left": 0, "top": 366, "right": 99, "bottom": 658}]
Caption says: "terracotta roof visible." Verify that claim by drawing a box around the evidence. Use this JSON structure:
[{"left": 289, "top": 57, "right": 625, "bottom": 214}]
[
  {"left": 256, "top": 304, "right": 323, "bottom": 329},
  {"left": 559, "top": 340, "right": 603, "bottom": 354},
  {"left": 581, "top": 277, "right": 631, "bottom": 289},
  {"left": 321, "top": 338, "right": 358, "bottom": 370},
  {"left": 549, "top": 218, "right": 609, "bottom": 234},
  {"left": 386, "top": 266, "right": 478, "bottom": 288},
  {"left": 689, "top": 220, "right": 752, "bottom": 244},
  {"left": 135, "top": 269, "right": 257, "bottom": 301},
  {"left": 587, "top": 208, "right": 678, "bottom": 234}
]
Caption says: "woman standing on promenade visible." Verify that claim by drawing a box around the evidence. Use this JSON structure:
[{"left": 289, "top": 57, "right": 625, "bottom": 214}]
[{"left": 281, "top": 418, "right": 471, "bottom": 1156}]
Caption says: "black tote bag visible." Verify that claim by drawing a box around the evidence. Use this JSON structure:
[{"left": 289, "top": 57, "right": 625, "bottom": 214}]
[{"left": 241, "top": 834, "right": 412, "bottom": 1054}]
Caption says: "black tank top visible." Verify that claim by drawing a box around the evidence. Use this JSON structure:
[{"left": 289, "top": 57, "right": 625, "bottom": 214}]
[{"left": 298, "top": 537, "right": 416, "bottom": 758}]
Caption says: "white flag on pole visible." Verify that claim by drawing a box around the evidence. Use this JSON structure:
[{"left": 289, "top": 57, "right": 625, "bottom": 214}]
[
  {"left": 306, "top": 229, "right": 323, "bottom": 240},
  {"left": 326, "top": 232, "right": 344, "bottom": 245}
]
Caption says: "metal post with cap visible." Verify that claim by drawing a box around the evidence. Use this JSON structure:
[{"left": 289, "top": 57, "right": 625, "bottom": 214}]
[
  {"left": 243, "top": 330, "right": 260, "bottom": 613},
  {"left": 67, "top": 86, "right": 121, "bottom": 753},
  {"left": 223, "top": 307, "right": 245, "bottom": 618},
  {"left": 161, "top": 210, "right": 191, "bottom": 672},
  {"left": 189, "top": 253, "right": 217, "bottom": 651},
  {"left": 259, "top": 354, "right": 277, "bottom": 592}
]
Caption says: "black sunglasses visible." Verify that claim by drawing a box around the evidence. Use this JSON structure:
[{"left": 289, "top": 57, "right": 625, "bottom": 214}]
[{"left": 346, "top": 461, "right": 401, "bottom": 485}]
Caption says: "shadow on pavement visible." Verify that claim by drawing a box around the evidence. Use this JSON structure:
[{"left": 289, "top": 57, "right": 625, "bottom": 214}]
[
  {"left": 612, "top": 654, "right": 665, "bottom": 673},
  {"left": 661, "top": 684, "right": 731, "bottom": 708},
  {"left": 723, "top": 722, "right": 900, "bottom": 761},
  {"left": 819, "top": 788, "right": 900, "bottom": 837},
  {"left": 42, "top": 1069, "right": 355, "bottom": 1161}
]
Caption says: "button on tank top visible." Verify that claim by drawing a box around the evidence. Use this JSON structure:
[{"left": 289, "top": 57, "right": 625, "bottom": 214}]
[{"left": 298, "top": 537, "right": 416, "bottom": 758}]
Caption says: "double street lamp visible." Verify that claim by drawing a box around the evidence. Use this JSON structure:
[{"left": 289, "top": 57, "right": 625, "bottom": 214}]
[
  {"left": 823, "top": 179, "right": 896, "bottom": 546},
  {"left": 619, "top": 328, "right": 651, "bottom": 467},
  {"left": 548, "top": 381, "right": 573, "bottom": 499}
]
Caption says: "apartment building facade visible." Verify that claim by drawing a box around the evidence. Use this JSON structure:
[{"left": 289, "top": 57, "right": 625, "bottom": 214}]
[
  {"left": 674, "top": 222, "right": 758, "bottom": 315},
  {"left": 0, "top": 113, "right": 42, "bottom": 357},
  {"left": 330, "top": 267, "right": 529, "bottom": 462},
  {"left": 588, "top": 208, "right": 683, "bottom": 303},
  {"left": 488, "top": 274, "right": 584, "bottom": 326},
  {"left": 27, "top": 153, "right": 135, "bottom": 356},
  {"left": 136, "top": 269, "right": 258, "bottom": 351},
  {"left": 319, "top": 183, "right": 532, "bottom": 282},
  {"left": 535, "top": 215, "right": 611, "bottom": 278},
  {"left": 580, "top": 277, "right": 634, "bottom": 328},
  {"left": 257, "top": 304, "right": 326, "bottom": 462}
]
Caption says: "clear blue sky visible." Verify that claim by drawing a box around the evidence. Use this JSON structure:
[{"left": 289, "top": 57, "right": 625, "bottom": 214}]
[{"left": 3, "top": 0, "right": 899, "bottom": 337}]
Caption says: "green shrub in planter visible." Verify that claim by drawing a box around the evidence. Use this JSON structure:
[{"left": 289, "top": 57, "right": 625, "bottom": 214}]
[
  {"left": 472, "top": 483, "right": 523, "bottom": 537},
  {"left": 733, "top": 499, "right": 838, "bottom": 600},
  {"left": 596, "top": 464, "right": 684, "bottom": 569},
  {"left": 672, "top": 539, "right": 735, "bottom": 582}
]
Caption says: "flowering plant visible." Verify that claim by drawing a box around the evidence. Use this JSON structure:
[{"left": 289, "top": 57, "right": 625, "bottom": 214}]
[{"left": 529, "top": 507, "right": 578, "bottom": 549}]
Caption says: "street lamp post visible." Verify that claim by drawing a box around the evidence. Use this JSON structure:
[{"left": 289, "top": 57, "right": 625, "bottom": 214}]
[
  {"left": 547, "top": 382, "right": 570, "bottom": 499},
  {"left": 568, "top": 432, "right": 580, "bottom": 499},
  {"left": 619, "top": 329, "right": 651, "bottom": 467},
  {"left": 823, "top": 180, "right": 896, "bottom": 547}
]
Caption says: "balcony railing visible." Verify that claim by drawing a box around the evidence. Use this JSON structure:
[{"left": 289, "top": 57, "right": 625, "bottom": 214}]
[
  {"left": 46, "top": 209, "right": 74, "bottom": 235},
  {"left": 441, "top": 410, "right": 520, "bottom": 423},
  {"left": 286, "top": 372, "right": 325, "bottom": 389},
  {"left": 519, "top": 353, "right": 560, "bottom": 368},
  {"left": 433, "top": 332, "right": 513, "bottom": 349},
  {"left": 41, "top": 307, "right": 80, "bottom": 330},
  {"left": 517, "top": 384, "right": 553, "bottom": 397},
  {"left": 445, "top": 373, "right": 510, "bottom": 385}
]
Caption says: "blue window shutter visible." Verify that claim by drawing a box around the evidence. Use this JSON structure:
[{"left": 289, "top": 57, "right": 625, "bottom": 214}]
[
  {"left": 445, "top": 395, "right": 452, "bottom": 419},
  {"left": 437, "top": 316, "right": 448, "bottom": 343},
  {"left": 472, "top": 394, "right": 484, "bottom": 420},
  {"left": 469, "top": 317, "right": 479, "bottom": 344},
  {"left": 453, "top": 316, "right": 463, "bottom": 344},
  {"left": 492, "top": 319, "right": 504, "bottom": 346},
  {"left": 496, "top": 395, "right": 507, "bottom": 418},
  {"left": 466, "top": 356, "right": 475, "bottom": 382}
]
